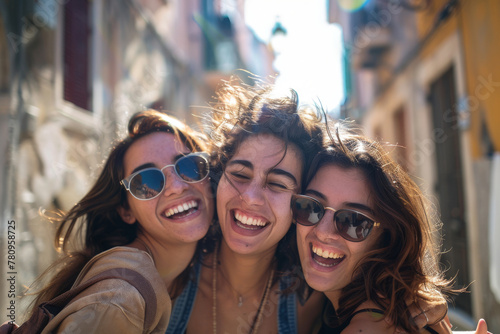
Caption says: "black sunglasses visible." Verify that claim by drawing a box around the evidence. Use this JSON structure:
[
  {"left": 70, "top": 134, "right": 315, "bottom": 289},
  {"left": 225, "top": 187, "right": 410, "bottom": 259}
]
[
  {"left": 291, "top": 194, "right": 380, "bottom": 242},
  {"left": 121, "top": 152, "right": 209, "bottom": 200}
]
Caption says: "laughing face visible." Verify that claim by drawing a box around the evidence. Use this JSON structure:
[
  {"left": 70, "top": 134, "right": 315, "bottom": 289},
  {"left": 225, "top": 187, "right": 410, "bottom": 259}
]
[
  {"left": 296, "top": 165, "right": 381, "bottom": 304},
  {"left": 216, "top": 134, "right": 303, "bottom": 256},
  {"left": 120, "top": 132, "right": 213, "bottom": 246}
]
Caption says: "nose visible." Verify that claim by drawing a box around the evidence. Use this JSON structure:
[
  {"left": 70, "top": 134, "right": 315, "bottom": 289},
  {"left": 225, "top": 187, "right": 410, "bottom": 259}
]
[
  {"left": 162, "top": 167, "right": 189, "bottom": 197},
  {"left": 314, "top": 211, "right": 340, "bottom": 242},
  {"left": 240, "top": 180, "right": 266, "bottom": 206}
]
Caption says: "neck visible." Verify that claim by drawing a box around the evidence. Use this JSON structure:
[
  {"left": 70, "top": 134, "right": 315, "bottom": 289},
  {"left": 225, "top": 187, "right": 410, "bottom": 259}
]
[
  {"left": 212, "top": 240, "right": 276, "bottom": 334},
  {"left": 217, "top": 240, "right": 275, "bottom": 295},
  {"left": 130, "top": 234, "right": 197, "bottom": 287},
  {"left": 324, "top": 291, "right": 341, "bottom": 310}
]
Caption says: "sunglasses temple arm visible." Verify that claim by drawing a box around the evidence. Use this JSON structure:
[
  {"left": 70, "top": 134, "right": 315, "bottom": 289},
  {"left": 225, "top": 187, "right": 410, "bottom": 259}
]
[{"left": 120, "top": 180, "right": 129, "bottom": 190}]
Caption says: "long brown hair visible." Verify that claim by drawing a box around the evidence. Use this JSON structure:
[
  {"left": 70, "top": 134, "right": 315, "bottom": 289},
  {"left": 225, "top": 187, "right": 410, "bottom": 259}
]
[
  {"left": 28, "top": 110, "right": 208, "bottom": 313},
  {"left": 204, "top": 77, "right": 324, "bottom": 283},
  {"left": 309, "top": 121, "right": 458, "bottom": 332}
]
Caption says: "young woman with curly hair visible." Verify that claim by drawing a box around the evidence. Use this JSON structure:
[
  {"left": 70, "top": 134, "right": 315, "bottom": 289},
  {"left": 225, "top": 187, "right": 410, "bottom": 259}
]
[
  {"left": 166, "top": 78, "right": 326, "bottom": 334},
  {"left": 293, "top": 122, "right": 489, "bottom": 333}
]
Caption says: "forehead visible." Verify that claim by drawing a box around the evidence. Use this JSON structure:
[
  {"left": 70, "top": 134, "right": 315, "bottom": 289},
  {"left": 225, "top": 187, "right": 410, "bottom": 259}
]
[
  {"left": 123, "top": 132, "right": 189, "bottom": 173},
  {"left": 308, "top": 165, "right": 371, "bottom": 205},
  {"left": 232, "top": 134, "right": 303, "bottom": 168}
]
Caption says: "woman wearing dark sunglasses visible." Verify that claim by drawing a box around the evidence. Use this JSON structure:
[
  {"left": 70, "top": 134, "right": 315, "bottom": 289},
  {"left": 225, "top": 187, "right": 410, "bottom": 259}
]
[
  {"left": 294, "top": 122, "right": 490, "bottom": 333},
  {"left": 8, "top": 110, "right": 214, "bottom": 333}
]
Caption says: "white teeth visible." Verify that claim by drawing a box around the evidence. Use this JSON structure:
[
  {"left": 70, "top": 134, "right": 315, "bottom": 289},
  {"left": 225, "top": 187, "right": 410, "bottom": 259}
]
[
  {"left": 165, "top": 200, "right": 198, "bottom": 218},
  {"left": 316, "top": 260, "right": 332, "bottom": 267},
  {"left": 312, "top": 245, "right": 343, "bottom": 259},
  {"left": 234, "top": 211, "right": 266, "bottom": 226}
]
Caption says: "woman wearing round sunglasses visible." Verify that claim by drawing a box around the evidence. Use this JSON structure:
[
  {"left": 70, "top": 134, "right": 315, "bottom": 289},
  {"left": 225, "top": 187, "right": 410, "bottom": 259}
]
[
  {"left": 293, "top": 123, "right": 489, "bottom": 333},
  {"left": 11, "top": 110, "right": 214, "bottom": 333}
]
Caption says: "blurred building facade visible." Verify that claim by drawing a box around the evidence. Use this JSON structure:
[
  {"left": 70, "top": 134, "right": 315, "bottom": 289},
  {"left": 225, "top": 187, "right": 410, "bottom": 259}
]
[
  {"left": 329, "top": 0, "right": 500, "bottom": 330},
  {"left": 0, "top": 0, "right": 274, "bottom": 317}
]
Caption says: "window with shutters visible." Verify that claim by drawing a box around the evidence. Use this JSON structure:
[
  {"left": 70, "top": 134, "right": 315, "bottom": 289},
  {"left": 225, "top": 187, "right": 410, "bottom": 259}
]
[
  {"left": 62, "top": 0, "right": 92, "bottom": 111},
  {"left": 393, "top": 107, "right": 409, "bottom": 170}
]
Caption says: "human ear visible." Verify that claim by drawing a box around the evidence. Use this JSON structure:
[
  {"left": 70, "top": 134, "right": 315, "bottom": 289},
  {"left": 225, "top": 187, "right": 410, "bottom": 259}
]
[{"left": 117, "top": 206, "right": 137, "bottom": 224}]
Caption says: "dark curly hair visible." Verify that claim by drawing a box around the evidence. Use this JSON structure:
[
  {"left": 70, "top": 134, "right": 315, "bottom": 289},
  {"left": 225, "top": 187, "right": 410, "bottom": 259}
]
[
  {"left": 309, "top": 121, "right": 458, "bottom": 332},
  {"left": 202, "top": 77, "right": 324, "bottom": 284}
]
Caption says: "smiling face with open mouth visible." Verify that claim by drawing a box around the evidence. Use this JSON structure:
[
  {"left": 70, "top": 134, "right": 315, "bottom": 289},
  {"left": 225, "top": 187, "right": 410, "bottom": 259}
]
[
  {"left": 121, "top": 132, "right": 214, "bottom": 247},
  {"left": 296, "top": 164, "right": 381, "bottom": 304},
  {"left": 216, "top": 134, "right": 303, "bottom": 256}
]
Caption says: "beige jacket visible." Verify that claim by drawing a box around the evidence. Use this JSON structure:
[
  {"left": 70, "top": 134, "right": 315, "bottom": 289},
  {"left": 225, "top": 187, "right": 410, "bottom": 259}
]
[{"left": 41, "top": 246, "right": 171, "bottom": 334}]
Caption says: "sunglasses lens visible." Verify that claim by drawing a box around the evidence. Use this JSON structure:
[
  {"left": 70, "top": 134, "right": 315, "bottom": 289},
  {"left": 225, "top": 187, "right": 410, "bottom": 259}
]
[
  {"left": 335, "top": 211, "right": 374, "bottom": 241},
  {"left": 129, "top": 169, "right": 165, "bottom": 199},
  {"left": 292, "top": 196, "right": 324, "bottom": 226},
  {"left": 175, "top": 155, "right": 209, "bottom": 182}
]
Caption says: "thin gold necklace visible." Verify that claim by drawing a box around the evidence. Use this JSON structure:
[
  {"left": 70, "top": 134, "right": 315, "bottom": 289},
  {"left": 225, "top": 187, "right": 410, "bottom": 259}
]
[
  {"left": 218, "top": 265, "right": 245, "bottom": 307},
  {"left": 212, "top": 247, "right": 274, "bottom": 334}
]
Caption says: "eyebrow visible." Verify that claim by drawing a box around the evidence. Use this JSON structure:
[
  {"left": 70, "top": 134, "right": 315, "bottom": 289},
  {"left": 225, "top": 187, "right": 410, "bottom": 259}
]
[
  {"left": 130, "top": 153, "right": 187, "bottom": 174},
  {"left": 305, "top": 189, "right": 375, "bottom": 215},
  {"left": 228, "top": 159, "right": 298, "bottom": 186},
  {"left": 131, "top": 163, "right": 156, "bottom": 174}
]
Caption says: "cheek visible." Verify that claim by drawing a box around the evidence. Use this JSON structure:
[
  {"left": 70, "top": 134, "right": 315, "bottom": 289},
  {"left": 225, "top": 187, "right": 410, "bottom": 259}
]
[
  {"left": 216, "top": 174, "right": 238, "bottom": 198},
  {"left": 216, "top": 179, "right": 233, "bottom": 221},
  {"left": 296, "top": 226, "right": 309, "bottom": 251},
  {"left": 272, "top": 194, "right": 293, "bottom": 227},
  {"left": 296, "top": 225, "right": 306, "bottom": 239},
  {"left": 197, "top": 181, "right": 213, "bottom": 202},
  {"left": 357, "top": 229, "right": 382, "bottom": 254},
  {"left": 129, "top": 200, "right": 155, "bottom": 219},
  {"left": 348, "top": 242, "right": 375, "bottom": 267},
  {"left": 216, "top": 178, "right": 231, "bottom": 207}
]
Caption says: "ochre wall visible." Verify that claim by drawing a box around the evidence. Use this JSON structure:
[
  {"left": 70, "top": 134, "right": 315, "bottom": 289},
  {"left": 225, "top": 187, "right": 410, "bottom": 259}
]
[
  {"left": 459, "top": 0, "right": 500, "bottom": 157},
  {"left": 415, "top": 0, "right": 500, "bottom": 157}
]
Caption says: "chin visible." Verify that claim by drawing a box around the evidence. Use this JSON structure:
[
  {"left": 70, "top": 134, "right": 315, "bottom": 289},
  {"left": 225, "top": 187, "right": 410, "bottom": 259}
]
[
  {"left": 303, "top": 269, "right": 334, "bottom": 292},
  {"left": 225, "top": 238, "right": 255, "bottom": 254}
]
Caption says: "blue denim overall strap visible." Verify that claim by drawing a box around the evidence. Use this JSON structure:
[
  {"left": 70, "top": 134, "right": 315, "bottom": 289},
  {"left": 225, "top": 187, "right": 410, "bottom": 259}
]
[
  {"left": 166, "top": 261, "right": 297, "bottom": 334},
  {"left": 165, "top": 260, "right": 201, "bottom": 334},
  {"left": 278, "top": 274, "right": 298, "bottom": 334}
]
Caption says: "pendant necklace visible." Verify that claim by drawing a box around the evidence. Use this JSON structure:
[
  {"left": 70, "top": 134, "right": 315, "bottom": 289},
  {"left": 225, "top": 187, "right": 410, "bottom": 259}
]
[
  {"left": 212, "top": 246, "right": 274, "bottom": 334},
  {"left": 217, "top": 263, "right": 245, "bottom": 307}
]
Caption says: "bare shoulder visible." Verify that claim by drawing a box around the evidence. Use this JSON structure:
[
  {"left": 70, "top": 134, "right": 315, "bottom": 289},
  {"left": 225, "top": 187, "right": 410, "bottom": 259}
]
[{"left": 342, "top": 301, "right": 396, "bottom": 334}]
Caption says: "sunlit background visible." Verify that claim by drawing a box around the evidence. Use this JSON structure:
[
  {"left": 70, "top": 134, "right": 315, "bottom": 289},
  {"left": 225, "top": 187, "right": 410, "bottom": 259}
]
[
  {"left": 245, "top": 0, "right": 344, "bottom": 112},
  {"left": 1, "top": 0, "right": 499, "bottom": 330}
]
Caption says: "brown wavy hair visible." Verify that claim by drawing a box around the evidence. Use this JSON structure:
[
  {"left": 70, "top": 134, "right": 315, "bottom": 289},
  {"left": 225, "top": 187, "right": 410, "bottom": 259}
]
[
  {"left": 310, "top": 121, "right": 458, "bottom": 332},
  {"left": 28, "top": 109, "right": 209, "bottom": 314},
  {"left": 203, "top": 77, "right": 324, "bottom": 285}
]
